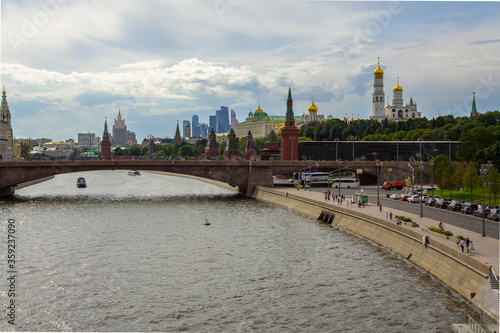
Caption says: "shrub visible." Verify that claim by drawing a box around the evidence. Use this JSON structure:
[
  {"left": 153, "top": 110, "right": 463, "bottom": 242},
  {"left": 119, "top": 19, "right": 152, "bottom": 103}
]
[{"left": 402, "top": 217, "right": 412, "bottom": 222}]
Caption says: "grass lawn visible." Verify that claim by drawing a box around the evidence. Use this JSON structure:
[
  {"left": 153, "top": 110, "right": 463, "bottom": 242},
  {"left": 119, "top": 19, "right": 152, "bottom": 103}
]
[{"left": 429, "top": 188, "right": 499, "bottom": 205}]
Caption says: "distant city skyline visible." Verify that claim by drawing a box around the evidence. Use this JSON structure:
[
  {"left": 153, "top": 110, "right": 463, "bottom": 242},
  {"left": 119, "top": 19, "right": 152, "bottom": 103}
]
[{"left": 1, "top": 1, "right": 499, "bottom": 141}]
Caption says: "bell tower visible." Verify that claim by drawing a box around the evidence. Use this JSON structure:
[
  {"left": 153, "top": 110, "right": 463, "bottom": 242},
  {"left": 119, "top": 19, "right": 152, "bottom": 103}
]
[{"left": 371, "top": 58, "right": 386, "bottom": 121}]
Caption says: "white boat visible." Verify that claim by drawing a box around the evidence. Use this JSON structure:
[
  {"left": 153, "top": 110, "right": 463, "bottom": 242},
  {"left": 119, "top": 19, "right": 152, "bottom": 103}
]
[{"left": 128, "top": 170, "right": 141, "bottom": 176}]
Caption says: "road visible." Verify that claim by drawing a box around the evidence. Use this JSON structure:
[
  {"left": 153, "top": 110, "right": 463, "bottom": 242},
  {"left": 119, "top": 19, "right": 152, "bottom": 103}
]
[{"left": 277, "top": 181, "right": 499, "bottom": 240}]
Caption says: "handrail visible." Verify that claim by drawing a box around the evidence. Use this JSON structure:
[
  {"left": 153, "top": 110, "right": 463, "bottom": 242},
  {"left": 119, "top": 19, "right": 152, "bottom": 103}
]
[
  {"left": 467, "top": 315, "right": 487, "bottom": 333},
  {"left": 490, "top": 267, "right": 498, "bottom": 281}
]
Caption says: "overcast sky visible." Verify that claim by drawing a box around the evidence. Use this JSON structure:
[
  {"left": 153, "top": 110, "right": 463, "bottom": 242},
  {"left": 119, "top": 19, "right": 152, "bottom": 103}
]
[{"left": 1, "top": 0, "right": 499, "bottom": 142}]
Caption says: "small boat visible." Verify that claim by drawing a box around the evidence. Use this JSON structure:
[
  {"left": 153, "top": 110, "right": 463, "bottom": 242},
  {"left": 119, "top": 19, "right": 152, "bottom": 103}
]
[
  {"left": 76, "top": 177, "right": 87, "bottom": 188},
  {"left": 128, "top": 170, "right": 141, "bottom": 176},
  {"left": 204, "top": 219, "right": 210, "bottom": 226}
]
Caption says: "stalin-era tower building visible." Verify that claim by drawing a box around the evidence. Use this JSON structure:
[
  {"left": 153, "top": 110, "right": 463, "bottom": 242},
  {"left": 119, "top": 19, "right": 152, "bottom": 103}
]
[{"left": 280, "top": 88, "right": 299, "bottom": 161}]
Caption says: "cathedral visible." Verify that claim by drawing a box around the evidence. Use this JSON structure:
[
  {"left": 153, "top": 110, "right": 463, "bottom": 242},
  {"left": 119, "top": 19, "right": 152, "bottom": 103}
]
[
  {"left": 301, "top": 99, "right": 325, "bottom": 123},
  {"left": 0, "top": 86, "right": 14, "bottom": 161},
  {"left": 370, "top": 59, "right": 421, "bottom": 122}
]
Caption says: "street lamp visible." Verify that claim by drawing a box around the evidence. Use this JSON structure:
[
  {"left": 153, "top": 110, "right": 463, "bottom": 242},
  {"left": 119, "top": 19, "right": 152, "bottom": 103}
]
[
  {"left": 396, "top": 139, "right": 400, "bottom": 162},
  {"left": 373, "top": 152, "right": 380, "bottom": 207},
  {"left": 480, "top": 164, "right": 489, "bottom": 237},
  {"left": 430, "top": 159, "right": 435, "bottom": 197},
  {"left": 487, "top": 160, "right": 493, "bottom": 206},
  {"left": 419, "top": 162, "right": 424, "bottom": 218},
  {"left": 337, "top": 159, "right": 342, "bottom": 198},
  {"left": 335, "top": 138, "right": 340, "bottom": 161},
  {"left": 352, "top": 137, "right": 356, "bottom": 161}
]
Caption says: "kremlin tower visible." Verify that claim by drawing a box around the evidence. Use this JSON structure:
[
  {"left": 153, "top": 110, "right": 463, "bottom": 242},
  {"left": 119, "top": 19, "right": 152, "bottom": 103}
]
[
  {"left": 174, "top": 121, "right": 182, "bottom": 144},
  {"left": 204, "top": 127, "right": 219, "bottom": 156},
  {"left": 101, "top": 118, "right": 111, "bottom": 160},
  {"left": 370, "top": 58, "right": 386, "bottom": 122},
  {"left": 280, "top": 88, "right": 299, "bottom": 161}
]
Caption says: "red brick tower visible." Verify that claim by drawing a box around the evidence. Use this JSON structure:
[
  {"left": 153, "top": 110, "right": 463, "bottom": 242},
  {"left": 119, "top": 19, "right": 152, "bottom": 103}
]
[
  {"left": 101, "top": 117, "right": 111, "bottom": 160},
  {"left": 204, "top": 127, "right": 219, "bottom": 156},
  {"left": 244, "top": 130, "right": 255, "bottom": 160},
  {"left": 280, "top": 87, "right": 299, "bottom": 161},
  {"left": 174, "top": 120, "right": 182, "bottom": 144}
]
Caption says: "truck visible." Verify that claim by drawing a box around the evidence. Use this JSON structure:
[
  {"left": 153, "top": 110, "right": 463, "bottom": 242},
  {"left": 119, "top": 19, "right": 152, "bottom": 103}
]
[{"left": 382, "top": 181, "right": 405, "bottom": 190}]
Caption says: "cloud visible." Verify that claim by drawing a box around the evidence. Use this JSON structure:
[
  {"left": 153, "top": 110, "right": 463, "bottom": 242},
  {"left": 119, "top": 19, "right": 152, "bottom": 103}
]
[{"left": 469, "top": 39, "right": 500, "bottom": 45}]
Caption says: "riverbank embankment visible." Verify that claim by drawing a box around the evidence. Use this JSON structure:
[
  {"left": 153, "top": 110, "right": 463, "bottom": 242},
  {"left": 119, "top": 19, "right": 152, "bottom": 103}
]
[{"left": 253, "top": 186, "right": 499, "bottom": 326}]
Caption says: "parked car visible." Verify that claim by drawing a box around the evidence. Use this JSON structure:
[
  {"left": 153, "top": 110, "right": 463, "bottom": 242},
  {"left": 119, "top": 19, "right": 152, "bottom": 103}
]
[
  {"left": 389, "top": 193, "right": 399, "bottom": 200},
  {"left": 489, "top": 209, "right": 499, "bottom": 221},
  {"left": 435, "top": 198, "right": 450, "bottom": 209},
  {"left": 448, "top": 200, "right": 462, "bottom": 211},
  {"left": 461, "top": 206, "right": 474, "bottom": 214},
  {"left": 462, "top": 202, "right": 479, "bottom": 212},
  {"left": 408, "top": 195, "right": 421, "bottom": 203},
  {"left": 474, "top": 207, "right": 490, "bottom": 218},
  {"left": 425, "top": 197, "right": 437, "bottom": 206}
]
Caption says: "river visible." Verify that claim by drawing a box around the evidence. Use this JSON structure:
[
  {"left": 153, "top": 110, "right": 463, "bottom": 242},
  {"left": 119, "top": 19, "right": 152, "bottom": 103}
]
[{"left": 0, "top": 170, "right": 473, "bottom": 332}]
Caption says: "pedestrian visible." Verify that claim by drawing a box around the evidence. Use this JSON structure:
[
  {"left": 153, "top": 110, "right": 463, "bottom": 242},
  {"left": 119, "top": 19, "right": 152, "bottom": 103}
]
[
  {"left": 324, "top": 189, "right": 328, "bottom": 201},
  {"left": 386, "top": 212, "right": 388, "bottom": 221},
  {"left": 456, "top": 236, "right": 460, "bottom": 247},
  {"left": 470, "top": 241, "right": 475, "bottom": 253},
  {"left": 466, "top": 237, "right": 470, "bottom": 253},
  {"left": 459, "top": 238, "right": 465, "bottom": 252},
  {"left": 328, "top": 190, "right": 331, "bottom": 200},
  {"left": 389, "top": 212, "right": 393, "bottom": 221},
  {"left": 379, "top": 204, "right": 382, "bottom": 211}
]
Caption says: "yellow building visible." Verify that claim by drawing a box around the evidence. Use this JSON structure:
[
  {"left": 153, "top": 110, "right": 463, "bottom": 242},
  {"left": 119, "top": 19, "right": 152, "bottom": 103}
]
[{"left": 236, "top": 105, "right": 302, "bottom": 139}]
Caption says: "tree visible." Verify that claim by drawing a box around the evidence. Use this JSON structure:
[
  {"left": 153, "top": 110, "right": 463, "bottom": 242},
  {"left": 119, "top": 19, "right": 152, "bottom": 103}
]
[
  {"left": 463, "top": 161, "right": 479, "bottom": 201},
  {"left": 451, "top": 163, "right": 466, "bottom": 190},
  {"left": 489, "top": 167, "right": 499, "bottom": 206},
  {"left": 433, "top": 154, "right": 453, "bottom": 191},
  {"left": 21, "top": 142, "right": 31, "bottom": 160},
  {"left": 113, "top": 147, "right": 124, "bottom": 156},
  {"left": 179, "top": 145, "right": 195, "bottom": 158}
]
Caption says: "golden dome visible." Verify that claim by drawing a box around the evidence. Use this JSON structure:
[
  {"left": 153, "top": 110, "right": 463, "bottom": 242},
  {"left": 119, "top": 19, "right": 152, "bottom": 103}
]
[
  {"left": 393, "top": 83, "right": 403, "bottom": 92},
  {"left": 385, "top": 102, "right": 390, "bottom": 108},
  {"left": 308, "top": 99, "right": 318, "bottom": 113},
  {"left": 373, "top": 65, "right": 384, "bottom": 75}
]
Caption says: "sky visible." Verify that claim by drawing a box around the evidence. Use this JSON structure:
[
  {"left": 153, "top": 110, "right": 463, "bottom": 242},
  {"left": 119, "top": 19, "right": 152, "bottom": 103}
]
[{"left": 1, "top": 0, "right": 500, "bottom": 142}]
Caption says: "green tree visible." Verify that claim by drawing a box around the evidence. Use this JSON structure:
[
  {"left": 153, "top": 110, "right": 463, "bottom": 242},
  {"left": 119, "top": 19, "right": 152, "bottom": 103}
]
[
  {"left": 451, "top": 163, "right": 466, "bottom": 190},
  {"left": 179, "top": 145, "right": 195, "bottom": 158},
  {"left": 489, "top": 167, "right": 499, "bottom": 206},
  {"left": 21, "top": 142, "right": 32, "bottom": 160},
  {"left": 463, "top": 161, "right": 479, "bottom": 201},
  {"left": 433, "top": 154, "right": 453, "bottom": 191},
  {"left": 113, "top": 147, "right": 124, "bottom": 156}
]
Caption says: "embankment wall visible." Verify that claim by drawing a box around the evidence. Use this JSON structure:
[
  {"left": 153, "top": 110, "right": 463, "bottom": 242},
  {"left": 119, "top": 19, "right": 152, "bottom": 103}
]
[{"left": 253, "top": 186, "right": 497, "bottom": 322}]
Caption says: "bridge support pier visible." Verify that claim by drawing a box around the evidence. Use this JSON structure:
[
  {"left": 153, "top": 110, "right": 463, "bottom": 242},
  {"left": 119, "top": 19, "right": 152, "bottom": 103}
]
[
  {"left": 239, "top": 164, "right": 274, "bottom": 197},
  {"left": 0, "top": 186, "right": 15, "bottom": 197}
]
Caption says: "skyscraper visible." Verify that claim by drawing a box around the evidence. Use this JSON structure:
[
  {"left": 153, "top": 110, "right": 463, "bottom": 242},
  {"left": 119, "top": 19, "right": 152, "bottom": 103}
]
[
  {"left": 231, "top": 109, "right": 239, "bottom": 131},
  {"left": 200, "top": 123, "right": 209, "bottom": 138},
  {"left": 192, "top": 115, "right": 200, "bottom": 137},
  {"left": 183, "top": 120, "right": 191, "bottom": 138},
  {"left": 216, "top": 106, "right": 230, "bottom": 132},
  {"left": 209, "top": 115, "right": 217, "bottom": 133},
  {"left": 112, "top": 110, "right": 127, "bottom": 145}
]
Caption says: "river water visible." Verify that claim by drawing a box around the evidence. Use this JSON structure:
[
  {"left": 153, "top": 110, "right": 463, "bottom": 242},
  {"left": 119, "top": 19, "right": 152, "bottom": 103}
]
[{"left": 0, "top": 170, "right": 473, "bottom": 332}]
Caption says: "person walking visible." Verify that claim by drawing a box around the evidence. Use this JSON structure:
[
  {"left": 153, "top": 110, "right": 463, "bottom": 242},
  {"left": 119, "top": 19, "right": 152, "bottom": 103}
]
[
  {"left": 466, "top": 237, "right": 470, "bottom": 253},
  {"left": 386, "top": 212, "right": 388, "bottom": 221},
  {"left": 389, "top": 212, "right": 393, "bottom": 221},
  {"left": 324, "top": 189, "right": 328, "bottom": 201},
  {"left": 470, "top": 241, "right": 475, "bottom": 253},
  {"left": 459, "top": 238, "right": 465, "bottom": 252}
]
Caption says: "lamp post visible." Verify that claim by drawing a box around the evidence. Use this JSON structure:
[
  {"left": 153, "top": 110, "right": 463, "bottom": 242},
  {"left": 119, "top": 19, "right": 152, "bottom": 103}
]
[
  {"left": 480, "top": 164, "right": 488, "bottom": 237},
  {"left": 419, "top": 162, "right": 424, "bottom": 217},
  {"left": 418, "top": 138, "right": 423, "bottom": 162},
  {"left": 337, "top": 159, "right": 342, "bottom": 198},
  {"left": 352, "top": 137, "right": 355, "bottom": 161},
  {"left": 487, "top": 160, "right": 493, "bottom": 206},
  {"left": 396, "top": 139, "right": 400, "bottom": 162},
  {"left": 335, "top": 138, "right": 340, "bottom": 161},
  {"left": 373, "top": 152, "right": 380, "bottom": 207},
  {"left": 430, "top": 159, "right": 435, "bottom": 197}
]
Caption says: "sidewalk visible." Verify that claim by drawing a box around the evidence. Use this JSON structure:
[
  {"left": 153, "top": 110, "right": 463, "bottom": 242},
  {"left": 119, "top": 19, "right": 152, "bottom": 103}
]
[{"left": 274, "top": 187, "right": 500, "bottom": 275}]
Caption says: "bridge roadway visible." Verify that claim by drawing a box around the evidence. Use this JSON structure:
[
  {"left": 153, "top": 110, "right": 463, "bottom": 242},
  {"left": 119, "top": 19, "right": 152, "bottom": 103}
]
[{"left": 0, "top": 160, "right": 423, "bottom": 197}]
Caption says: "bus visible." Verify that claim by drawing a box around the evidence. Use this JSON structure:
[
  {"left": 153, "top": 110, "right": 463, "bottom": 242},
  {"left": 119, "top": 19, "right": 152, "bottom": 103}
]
[
  {"left": 292, "top": 172, "right": 330, "bottom": 183},
  {"left": 331, "top": 178, "right": 360, "bottom": 188}
]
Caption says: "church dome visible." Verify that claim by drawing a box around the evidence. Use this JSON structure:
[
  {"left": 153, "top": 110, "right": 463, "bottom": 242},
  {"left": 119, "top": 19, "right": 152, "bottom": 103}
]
[
  {"left": 252, "top": 106, "right": 268, "bottom": 118},
  {"left": 308, "top": 99, "right": 318, "bottom": 113},
  {"left": 373, "top": 65, "right": 384, "bottom": 75},
  {"left": 393, "top": 83, "right": 403, "bottom": 92}
]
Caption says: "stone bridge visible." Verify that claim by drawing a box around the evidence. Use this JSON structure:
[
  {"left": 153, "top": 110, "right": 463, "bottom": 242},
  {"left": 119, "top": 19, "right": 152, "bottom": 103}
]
[{"left": 0, "top": 160, "right": 429, "bottom": 197}]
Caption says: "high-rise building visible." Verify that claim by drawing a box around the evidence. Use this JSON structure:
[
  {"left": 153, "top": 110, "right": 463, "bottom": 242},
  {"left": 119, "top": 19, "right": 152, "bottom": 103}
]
[
  {"left": 78, "top": 133, "right": 96, "bottom": 146},
  {"left": 192, "top": 115, "right": 200, "bottom": 137},
  {"left": 209, "top": 115, "right": 217, "bottom": 133},
  {"left": 0, "top": 86, "right": 14, "bottom": 160},
  {"left": 183, "top": 120, "right": 191, "bottom": 138},
  {"left": 216, "top": 106, "right": 230, "bottom": 132},
  {"left": 112, "top": 110, "right": 127, "bottom": 145},
  {"left": 231, "top": 110, "right": 239, "bottom": 131},
  {"left": 200, "top": 123, "right": 209, "bottom": 138}
]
